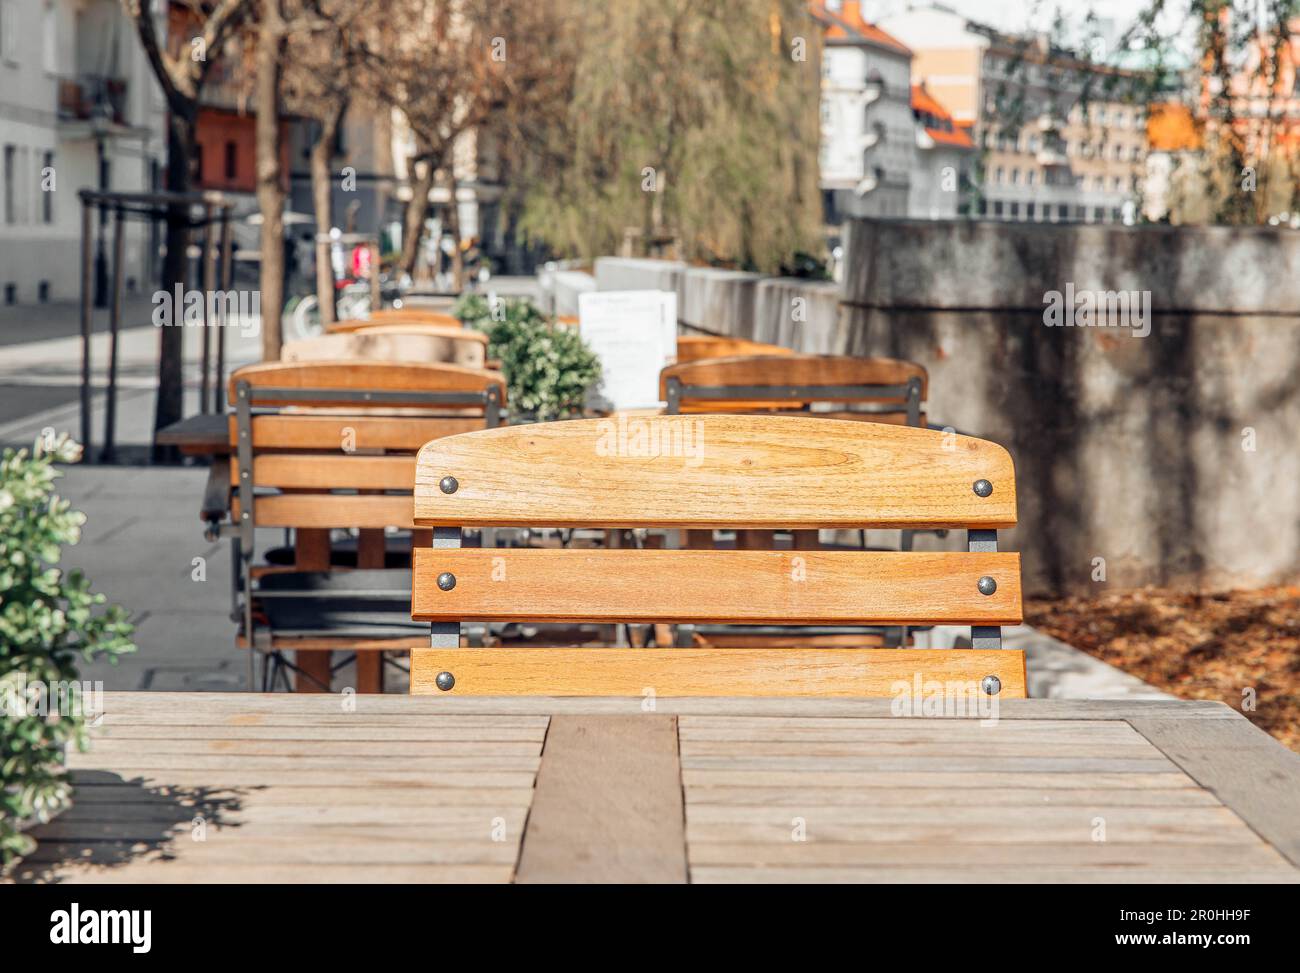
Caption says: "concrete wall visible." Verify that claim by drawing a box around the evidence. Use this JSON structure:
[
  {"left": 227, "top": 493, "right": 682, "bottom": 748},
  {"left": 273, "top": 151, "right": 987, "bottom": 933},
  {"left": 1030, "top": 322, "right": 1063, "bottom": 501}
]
[{"left": 586, "top": 224, "right": 1300, "bottom": 595}]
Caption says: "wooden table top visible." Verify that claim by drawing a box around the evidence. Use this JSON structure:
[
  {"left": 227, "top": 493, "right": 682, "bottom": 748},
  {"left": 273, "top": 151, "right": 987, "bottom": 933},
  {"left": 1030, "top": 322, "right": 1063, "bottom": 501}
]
[
  {"left": 155, "top": 413, "right": 230, "bottom": 455},
  {"left": 11, "top": 693, "right": 1300, "bottom": 884}
]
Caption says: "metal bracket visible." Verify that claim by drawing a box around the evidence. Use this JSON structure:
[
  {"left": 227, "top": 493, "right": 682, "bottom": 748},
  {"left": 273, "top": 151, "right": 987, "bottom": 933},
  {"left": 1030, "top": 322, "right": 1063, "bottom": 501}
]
[
  {"left": 968, "top": 528, "right": 1001, "bottom": 649},
  {"left": 430, "top": 526, "right": 462, "bottom": 649}
]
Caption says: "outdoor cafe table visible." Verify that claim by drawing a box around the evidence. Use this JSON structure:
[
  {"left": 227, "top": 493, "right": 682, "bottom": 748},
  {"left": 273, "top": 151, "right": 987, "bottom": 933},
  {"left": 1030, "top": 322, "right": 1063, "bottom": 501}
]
[{"left": 11, "top": 693, "right": 1300, "bottom": 883}]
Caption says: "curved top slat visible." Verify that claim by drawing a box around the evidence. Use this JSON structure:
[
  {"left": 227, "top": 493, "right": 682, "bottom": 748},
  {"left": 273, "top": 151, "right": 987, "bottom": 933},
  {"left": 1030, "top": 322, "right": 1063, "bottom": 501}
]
[
  {"left": 229, "top": 360, "right": 506, "bottom": 405},
  {"left": 675, "top": 335, "right": 795, "bottom": 364},
  {"left": 660, "top": 354, "right": 929, "bottom": 401},
  {"left": 414, "top": 415, "right": 1014, "bottom": 529},
  {"left": 330, "top": 310, "right": 463, "bottom": 331},
  {"left": 281, "top": 331, "right": 488, "bottom": 369}
]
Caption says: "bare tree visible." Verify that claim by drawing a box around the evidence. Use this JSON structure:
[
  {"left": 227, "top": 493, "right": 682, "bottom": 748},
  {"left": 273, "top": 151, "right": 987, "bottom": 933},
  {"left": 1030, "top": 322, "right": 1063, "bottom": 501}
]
[
  {"left": 121, "top": 0, "right": 253, "bottom": 440},
  {"left": 282, "top": 1, "right": 383, "bottom": 325},
  {"left": 373, "top": 0, "right": 558, "bottom": 284}
]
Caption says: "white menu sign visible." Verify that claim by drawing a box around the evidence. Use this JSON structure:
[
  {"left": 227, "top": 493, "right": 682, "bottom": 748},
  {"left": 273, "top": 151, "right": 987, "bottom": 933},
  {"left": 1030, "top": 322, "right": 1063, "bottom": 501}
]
[{"left": 578, "top": 290, "right": 678, "bottom": 411}]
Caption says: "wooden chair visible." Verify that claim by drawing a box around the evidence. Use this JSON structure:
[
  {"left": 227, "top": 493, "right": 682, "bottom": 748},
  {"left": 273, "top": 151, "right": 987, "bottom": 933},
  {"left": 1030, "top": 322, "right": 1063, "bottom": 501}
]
[
  {"left": 281, "top": 326, "right": 489, "bottom": 369},
  {"left": 409, "top": 415, "right": 1025, "bottom": 697},
  {"left": 329, "top": 309, "right": 463, "bottom": 331},
  {"left": 674, "top": 334, "right": 795, "bottom": 364},
  {"left": 226, "top": 361, "right": 505, "bottom": 693},
  {"left": 661, "top": 353, "right": 926, "bottom": 423}
]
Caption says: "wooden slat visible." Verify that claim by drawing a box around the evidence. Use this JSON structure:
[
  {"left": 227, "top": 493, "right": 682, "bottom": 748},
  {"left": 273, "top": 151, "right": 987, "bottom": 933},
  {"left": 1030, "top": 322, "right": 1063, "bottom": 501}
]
[
  {"left": 414, "top": 416, "right": 1016, "bottom": 529},
  {"left": 282, "top": 331, "right": 486, "bottom": 369},
  {"left": 333, "top": 309, "right": 463, "bottom": 330},
  {"left": 234, "top": 414, "right": 486, "bottom": 450},
  {"left": 675, "top": 335, "right": 795, "bottom": 363},
  {"left": 86, "top": 691, "right": 1237, "bottom": 721},
  {"left": 228, "top": 360, "right": 505, "bottom": 405},
  {"left": 661, "top": 354, "right": 928, "bottom": 402},
  {"left": 1128, "top": 716, "right": 1300, "bottom": 868},
  {"left": 238, "top": 493, "right": 414, "bottom": 529},
  {"left": 689, "top": 866, "right": 1300, "bottom": 884},
  {"left": 515, "top": 716, "right": 687, "bottom": 883},
  {"left": 411, "top": 548, "right": 1022, "bottom": 624},
  {"left": 410, "top": 648, "right": 1027, "bottom": 697},
  {"left": 239, "top": 453, "right": 416, "bottom": 490}
]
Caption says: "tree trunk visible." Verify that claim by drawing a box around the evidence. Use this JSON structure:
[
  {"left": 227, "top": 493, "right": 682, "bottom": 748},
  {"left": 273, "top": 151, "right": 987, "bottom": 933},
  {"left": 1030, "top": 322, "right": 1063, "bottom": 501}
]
[
  {"left": 446, "top": 170, "right": 464, "bottom": 292},
  {"left": 255, "top": 2, "right": 287, "bottom": 359},
  {"left": 310, "top": 100, "right": 345, "bottom": 326},
  {"left": 398, "top": 149, "right": 436, "bottom": 279},
  {"left": 152, "top": 105, "right": 197, "bottom": 456}
]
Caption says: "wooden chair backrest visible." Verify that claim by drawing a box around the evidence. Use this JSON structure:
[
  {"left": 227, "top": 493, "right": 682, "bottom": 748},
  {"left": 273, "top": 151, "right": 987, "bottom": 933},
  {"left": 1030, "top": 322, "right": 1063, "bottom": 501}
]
[
  {"left": 674, "top": 335, "right": 795, "bottom": 364},
  {"left": 281, "top": 328, "right": 488, "bottom": 369},
  {"left": 228, "top": 361, "right": 504, "bottom": 533},
  {"left": 330, "top": 309, "right": 463, "bottom": 331},
  {"left": 408, "top": 416, "right": 1024, "bottom": 697},
  {"left": 661, "top": 354, "right": 928, "bottom": 421}
]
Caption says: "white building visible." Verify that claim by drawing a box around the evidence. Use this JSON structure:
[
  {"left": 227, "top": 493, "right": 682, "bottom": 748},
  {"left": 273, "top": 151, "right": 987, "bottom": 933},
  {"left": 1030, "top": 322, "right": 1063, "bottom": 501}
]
[
  {"left": 0, "top": 0, "right": 165, "bottom": 305},
  {"left": 813, "top": 1, "right": 915, "bottom": 223},
  {"left": 909, "top": 83, "right": 975, "bottom": 219}
]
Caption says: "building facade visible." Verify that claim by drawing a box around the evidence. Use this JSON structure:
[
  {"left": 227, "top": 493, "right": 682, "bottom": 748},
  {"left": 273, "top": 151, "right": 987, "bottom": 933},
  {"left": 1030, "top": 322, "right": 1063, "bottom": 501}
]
[
  {"left": 909, "top": 82, "right": 974, "bottom": 219},
  {"left": 812, "top": 1, "right": 914, "bottom": 224},
  {"left": 0, "top": 0, "right": 166, "bottom": 304},
  {"left": 880, "top": 4, "right": 1148, "bottom": 223}
]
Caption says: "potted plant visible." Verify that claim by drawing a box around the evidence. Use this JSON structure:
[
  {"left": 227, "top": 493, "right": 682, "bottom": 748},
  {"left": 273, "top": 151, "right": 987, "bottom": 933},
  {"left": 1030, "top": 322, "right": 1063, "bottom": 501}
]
[
  {"left": 454, "top": 295, "right": 601, "bottom": 421},
  {"left": 1, "top": 434, "right": 135, "bottom": 871}
]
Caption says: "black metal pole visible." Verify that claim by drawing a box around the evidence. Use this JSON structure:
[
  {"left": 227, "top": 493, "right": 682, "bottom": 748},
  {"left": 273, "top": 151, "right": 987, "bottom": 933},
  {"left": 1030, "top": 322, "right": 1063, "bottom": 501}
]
[
  {"left": 217, "top": 204, "right": 233, "bottom": 411},
  {"left": 102, "top": 205, "right": 125, "bottom": 463},
  {"left": 79, "top": 197, "right": 94, "bottom": 452}
]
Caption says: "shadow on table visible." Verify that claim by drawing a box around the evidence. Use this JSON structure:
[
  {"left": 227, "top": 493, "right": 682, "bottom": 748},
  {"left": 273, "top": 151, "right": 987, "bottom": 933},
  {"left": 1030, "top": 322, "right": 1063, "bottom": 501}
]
[{"left": 10, "top": 770, "right": 246, "bottom": 884}]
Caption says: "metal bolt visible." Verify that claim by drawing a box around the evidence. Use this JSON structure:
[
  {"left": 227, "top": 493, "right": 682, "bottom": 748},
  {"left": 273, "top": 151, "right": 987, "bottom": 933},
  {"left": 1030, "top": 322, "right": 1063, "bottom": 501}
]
[
  {"left": 978, "top": 576, "right": 997, "bottom": 596},
  {"left": 435, "top": 671, "right": 455, "bottom": 692},
  {"left": 981, "top": 675, "right": 1002, "bottom": 696},
  {"left": 973, "top": 479, "right": 993, "bottom": 497},
  {"left": 440, "top": 475, "right": 459, "bottom": 494},
  {"left": 437, "top": 572, "right": 457, "bottom": 591}
]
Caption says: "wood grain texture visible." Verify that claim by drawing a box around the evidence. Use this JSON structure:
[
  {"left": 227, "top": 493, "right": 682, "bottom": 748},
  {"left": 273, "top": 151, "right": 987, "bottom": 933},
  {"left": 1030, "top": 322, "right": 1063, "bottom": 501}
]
[
  {"left": 228, "top": 360, "right": 505, "bottom": 405},
  {"left": 409, "top": 648, "right": 1027, "bottom": 697},
  {"left": 675, "top": 335, "right": 795, "bottom": 363},
  {"left": 414, "top": 415, "right": 1016, "bottom": 528},
  {"left": 515, "top": 716, "right": 687, "bottom": 883},
  {"left": 660, "top": 354, "right": 928, "bottom": 402},
  {"left": 1128, "top": 716, "right": 1300, "bottom": 868},
  {"left": 281, "top": 330, "right": 486, "bottom": 369},
  {"left": 235, "top": 454, "right": 416, "bottom": 490},
  {"left": 234, "top": 414, "right": 486, "bottom": 451},
  {"left": 411, "top": 548, "right": 1022, "bottom": 624},
  {"left": 236, "top": 493, "right": 415, "bottom": 529}
]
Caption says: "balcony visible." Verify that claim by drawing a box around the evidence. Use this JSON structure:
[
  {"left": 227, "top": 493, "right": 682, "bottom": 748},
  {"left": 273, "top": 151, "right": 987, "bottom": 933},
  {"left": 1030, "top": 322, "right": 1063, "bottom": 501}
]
[{"left": 58, "top": 76, "right": 128, "bottom": 127}]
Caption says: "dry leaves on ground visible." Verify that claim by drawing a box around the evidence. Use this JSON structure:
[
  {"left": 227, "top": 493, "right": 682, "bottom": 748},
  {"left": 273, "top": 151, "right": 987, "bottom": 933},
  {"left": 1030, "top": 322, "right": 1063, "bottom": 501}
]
[{"left": 1025, "top": 586, "right": 1300, "bottom": 752}]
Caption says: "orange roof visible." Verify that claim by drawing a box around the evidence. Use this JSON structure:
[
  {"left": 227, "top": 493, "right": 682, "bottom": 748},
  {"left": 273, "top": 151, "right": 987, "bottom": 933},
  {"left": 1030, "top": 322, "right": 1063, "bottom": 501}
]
[
  {"left": 1147, "top": 102, "right": 1202, "bottom": 151},
  {"left": 912, "top": 84, "right": 975, "bottom": 149},
  {"left": 810, "top": 1, "right": 911, "bottom": 56}
]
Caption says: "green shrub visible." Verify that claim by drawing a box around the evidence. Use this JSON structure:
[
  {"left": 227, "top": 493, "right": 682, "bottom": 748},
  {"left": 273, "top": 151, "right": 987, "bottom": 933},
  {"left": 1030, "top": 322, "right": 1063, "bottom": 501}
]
[
  {"left": 454, "top": 295, "right": 601, "bottom": 420},
  {"left": 1, "top": 434, "right": 135, "bottom": 870}
]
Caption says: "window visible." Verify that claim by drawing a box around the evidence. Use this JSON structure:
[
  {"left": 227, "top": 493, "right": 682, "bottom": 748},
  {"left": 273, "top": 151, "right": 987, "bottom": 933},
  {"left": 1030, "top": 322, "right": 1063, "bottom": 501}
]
[
  {"left": 993, "top": 201, "right": 1004, "bottom": 216},
  {"left": 1027, "top": 170, "right": 1037, "bottom": 187},
  {"left": 1094, "top": 176, "right": 1104, "bottom": 191},
  {"left": 1058, "top": 203, "right": 1070, "bottom": 220},
  {"left": 995, "top": 166, "right": 1004, "bottom": 184},
  {"left": 42, "top": 0, "right": 56, "bottom": 73},
  {"left": 1009, "top": 202, "right": 1020, "bottom": 219},
  {"left": 1010, "top": 169, "right": 1020, "bottom": 185},
  {"left": 3, "top": 144, "right": 14, "bottom": 224},
  {"left": 1093, "top": 206, "right": 1105, "bottom": 221},
  {"left": 0, "top": 0, "right": 19, "bottom": 63},
  {"left": 41, "top": 150, "right": 53, "bottom": 223},
  {"left": 224, "top": 141, "right": 237, "bottom": 181},
  {"left": 1113, "top": 177, "right": 1123, "bottom": 191},
  {"left": 1026, "top": 202, "right": 1036, "bottom": 219}
]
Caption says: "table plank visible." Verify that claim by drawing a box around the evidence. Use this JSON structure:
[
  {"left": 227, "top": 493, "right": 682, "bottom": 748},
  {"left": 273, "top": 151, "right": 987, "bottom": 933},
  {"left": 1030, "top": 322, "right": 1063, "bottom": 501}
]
[
  {"left": 1128, "top": 716, "right": 1300, "bottom": 868},
  {"left": 515, "top": 715, "right": 687, "bottom": 884}
]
